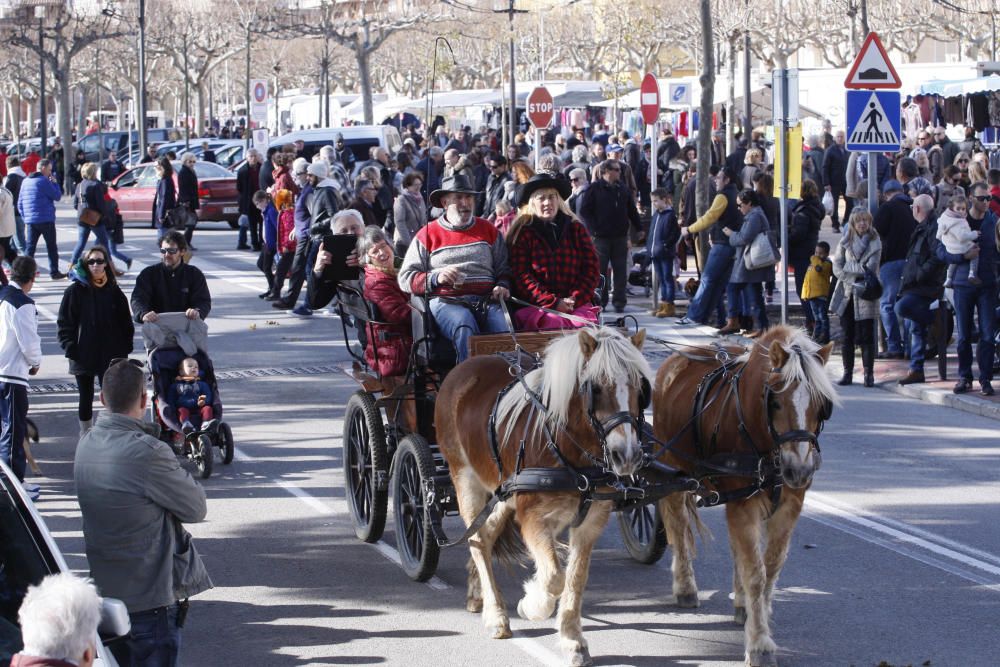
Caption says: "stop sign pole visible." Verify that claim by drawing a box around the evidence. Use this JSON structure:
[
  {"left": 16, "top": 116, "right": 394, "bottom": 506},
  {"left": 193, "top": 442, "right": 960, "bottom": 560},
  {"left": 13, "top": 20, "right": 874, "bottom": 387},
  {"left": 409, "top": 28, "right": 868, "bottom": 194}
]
[
  {"left": 639, "top": 73, "right": 661, "bottom": 308},
  {"left": 527, "top": 86, "right": 554, "bottom": 172}
]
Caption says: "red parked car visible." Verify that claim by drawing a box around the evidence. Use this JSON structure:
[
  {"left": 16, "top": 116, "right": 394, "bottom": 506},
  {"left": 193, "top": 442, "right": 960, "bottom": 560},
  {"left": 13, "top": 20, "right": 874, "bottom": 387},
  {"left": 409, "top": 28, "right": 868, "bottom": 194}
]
[{"left": 108, "top": 160, "right": 241, "bottom": 228}]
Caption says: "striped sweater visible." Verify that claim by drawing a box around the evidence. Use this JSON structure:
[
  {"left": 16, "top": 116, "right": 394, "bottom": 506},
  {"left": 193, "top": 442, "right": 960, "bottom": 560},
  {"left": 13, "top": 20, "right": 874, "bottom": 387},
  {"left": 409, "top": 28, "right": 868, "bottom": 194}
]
[{"left": 398, "top": 215, "right": 511, "bottom": 296}]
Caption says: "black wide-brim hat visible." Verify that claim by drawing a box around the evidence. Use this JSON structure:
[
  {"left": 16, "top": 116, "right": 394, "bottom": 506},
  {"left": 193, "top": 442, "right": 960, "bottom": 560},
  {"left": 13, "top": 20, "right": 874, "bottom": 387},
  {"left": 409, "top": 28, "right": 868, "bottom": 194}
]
[
  {"left": 515, "top": 173, "right": 572, "bottom": 207},
  {"left": 429, "top": 173, "right": 482, "bottom": 208}
]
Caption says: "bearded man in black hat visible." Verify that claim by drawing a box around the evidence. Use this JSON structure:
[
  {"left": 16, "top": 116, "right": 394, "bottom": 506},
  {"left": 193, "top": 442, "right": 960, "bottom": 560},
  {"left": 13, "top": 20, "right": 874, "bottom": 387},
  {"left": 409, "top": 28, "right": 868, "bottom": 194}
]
[{"left": 397, "top": 174, "right": 511, "bottom": 362}]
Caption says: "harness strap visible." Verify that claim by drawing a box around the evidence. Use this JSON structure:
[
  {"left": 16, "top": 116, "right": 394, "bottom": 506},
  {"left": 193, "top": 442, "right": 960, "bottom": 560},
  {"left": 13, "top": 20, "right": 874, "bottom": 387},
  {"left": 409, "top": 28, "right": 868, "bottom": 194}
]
[{"left": 487, "top": 380, "right": 519, "bottom": 480}]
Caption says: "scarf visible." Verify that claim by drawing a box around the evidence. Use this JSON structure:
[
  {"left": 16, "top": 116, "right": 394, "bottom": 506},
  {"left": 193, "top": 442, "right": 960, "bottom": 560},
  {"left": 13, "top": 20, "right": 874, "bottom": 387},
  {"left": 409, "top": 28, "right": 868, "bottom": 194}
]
[
  {"left": 848, "top": 232, "right": 871, "bottom": 261},
  {"left": 90, "top": 273, "right": 108, "bottom": 288}
]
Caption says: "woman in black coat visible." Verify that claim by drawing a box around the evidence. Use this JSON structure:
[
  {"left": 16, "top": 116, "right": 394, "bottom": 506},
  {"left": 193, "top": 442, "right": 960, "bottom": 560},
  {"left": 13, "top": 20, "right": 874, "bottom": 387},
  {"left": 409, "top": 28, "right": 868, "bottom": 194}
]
[
  {"left": 152, "top": 157, "right": 176, "bottom": 241},
  {"left": 57, "top": 245, "right": 135, "bottom": 435},
  {"left": 788, "top": 178, "right": 825, "bottom": 328},
  {"left": 177, "top": 152, "right": 200, "bottom": 248}
]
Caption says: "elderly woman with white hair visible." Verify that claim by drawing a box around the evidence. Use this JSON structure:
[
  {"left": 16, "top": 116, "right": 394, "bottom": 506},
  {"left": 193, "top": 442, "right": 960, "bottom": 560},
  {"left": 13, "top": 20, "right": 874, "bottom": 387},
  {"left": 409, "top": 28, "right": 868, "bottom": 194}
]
[
  {"left": 176, "top": 151, "right": 200, "bottom": 248},
  {"left": 356, "top": 225, "right": 412, "bottom": 377},
  {"left": 7, "top": 573, "right": 102, "bottom": 667}
]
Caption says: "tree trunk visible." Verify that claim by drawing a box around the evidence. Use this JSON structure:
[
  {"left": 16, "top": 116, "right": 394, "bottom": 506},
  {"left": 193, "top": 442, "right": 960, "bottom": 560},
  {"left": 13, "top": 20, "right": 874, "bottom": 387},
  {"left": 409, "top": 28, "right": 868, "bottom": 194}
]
[
  {"left": 727, "top": 35, "right": 736, "bottom": 155},
  {"left": 76, "top": 85, "right": 89, "bottom": 142},
  {"left": 695, "top": 0, "right": 715, "bottom": 271},
  {"left": 357, "top": 46, "right": 374, "bottom": 125},
  {"left": 196, "top": 81, "right": 205, "bottom": 138},
  {"left": 55, "top": 67, "right": 74, "bottom": 195}
]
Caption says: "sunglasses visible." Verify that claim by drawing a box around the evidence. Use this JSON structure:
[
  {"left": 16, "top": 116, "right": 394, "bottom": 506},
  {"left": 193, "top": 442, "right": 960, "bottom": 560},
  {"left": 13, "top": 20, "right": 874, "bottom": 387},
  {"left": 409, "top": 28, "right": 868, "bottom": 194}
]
[
  {"left": 86, "top": 258, "right": 106, "bottom": 266},
  {"left": 974, "top": 195, "right": 991, "bottom": 202},
  {"left": 160, "top": 247, "right": 180, "bottom": 255},
  {"left": 489, "top": 164, "right": 502, "bottom": 169}
]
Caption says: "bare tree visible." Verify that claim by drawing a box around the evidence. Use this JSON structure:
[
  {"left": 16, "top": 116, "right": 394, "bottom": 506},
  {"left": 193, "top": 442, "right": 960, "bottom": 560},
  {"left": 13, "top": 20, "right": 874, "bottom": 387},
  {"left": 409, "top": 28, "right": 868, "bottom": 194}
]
[
  {"left": 278, "top": 0, "right": 448, "bottom": 125},
  {"left": 5, "top": 4, "right": 130, "bottom": 189}
]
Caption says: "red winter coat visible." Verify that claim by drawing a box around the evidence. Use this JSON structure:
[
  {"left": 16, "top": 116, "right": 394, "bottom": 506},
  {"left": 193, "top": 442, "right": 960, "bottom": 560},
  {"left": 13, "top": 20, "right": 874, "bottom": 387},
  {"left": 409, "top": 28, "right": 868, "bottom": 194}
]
[
  {"left": 362, "top": 265, "right": 412, "bottom": 377},
  {"left": 271, "top": 166, "right": 300, "bottom": 197},
  {"left": 277, "top": 208, "right": 297, "bottom": 254},
  {"left": 509, "top": 213, "right": 601, "bottom": 308}
]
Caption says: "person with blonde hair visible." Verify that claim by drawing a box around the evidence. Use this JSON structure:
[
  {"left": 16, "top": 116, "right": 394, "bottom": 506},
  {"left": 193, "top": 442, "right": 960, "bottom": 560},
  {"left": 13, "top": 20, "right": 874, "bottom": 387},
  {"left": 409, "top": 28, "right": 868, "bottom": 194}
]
[
  {"left": 71, "top": 162, "right": 130, "bottom": 274},
  {"left": 831, "top": 209, "right": 882, "bottom": 387},
  {"left": 506, "top": 174, "right": 600, "bottom": 330}
]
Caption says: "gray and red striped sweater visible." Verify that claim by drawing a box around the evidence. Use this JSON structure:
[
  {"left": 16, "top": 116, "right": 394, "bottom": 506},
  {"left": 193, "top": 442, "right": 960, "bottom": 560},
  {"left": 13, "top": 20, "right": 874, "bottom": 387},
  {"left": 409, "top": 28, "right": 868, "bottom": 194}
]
[{"left": 398, "top": 215, "right": 511, "bottom": 296}]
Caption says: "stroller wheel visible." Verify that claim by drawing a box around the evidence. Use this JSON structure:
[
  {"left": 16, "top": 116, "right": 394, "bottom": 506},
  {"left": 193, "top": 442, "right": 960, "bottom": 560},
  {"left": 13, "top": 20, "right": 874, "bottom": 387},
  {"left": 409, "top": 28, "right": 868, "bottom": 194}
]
[
  {"left": 195, "top": 434, "right": 213, "bottom": 479},
  {"left": 219, "top": 422, "right": 235, "bottom": 465}
]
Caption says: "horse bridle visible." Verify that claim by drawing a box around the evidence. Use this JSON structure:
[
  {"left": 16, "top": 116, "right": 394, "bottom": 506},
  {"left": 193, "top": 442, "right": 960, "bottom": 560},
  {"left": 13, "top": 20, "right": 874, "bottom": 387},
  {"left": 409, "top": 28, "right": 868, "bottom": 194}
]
[
  {"left": 580, "top": 377, "right": 651, "bottom": 455},
  {"left": 760, "top": 375, "right": 832, "bottom": 472}
]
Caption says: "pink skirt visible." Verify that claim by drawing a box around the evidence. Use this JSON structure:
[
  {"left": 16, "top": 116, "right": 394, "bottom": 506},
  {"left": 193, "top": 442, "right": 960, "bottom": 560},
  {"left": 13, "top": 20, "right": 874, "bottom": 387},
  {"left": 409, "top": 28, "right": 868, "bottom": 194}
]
[{"left": 513, "top": 304, "right": 600, "bottom": 331}]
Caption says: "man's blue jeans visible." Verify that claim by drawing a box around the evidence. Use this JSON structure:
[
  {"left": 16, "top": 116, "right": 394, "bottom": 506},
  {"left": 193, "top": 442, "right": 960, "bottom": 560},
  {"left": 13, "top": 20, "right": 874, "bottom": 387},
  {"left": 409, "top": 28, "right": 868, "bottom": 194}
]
[
  {"left": 894, "top": 292, "right": 934, "bottom": 372},
  {"left": 13, "top": 215, "right": 26, "bottom": 254},
  {"left": 879, "top": 259, "right": 905, "bottom": 354},
  {"left": 687, "top": 244, "right": 734, "bottom": 325},
  {"left": 0, "top": 382, "right": 28, "bottom": 482},
  {"left": 430, "top": 297, "right": 509, "bottom": 363},
  {"left": 112, "top": 604, "right": 182, "bottom": 667},
  {"left": 952, "top": 284, "right": 997, "bottom": 382},
  {"left": 25, "top": 221, "right": 61, "bottom": 276}
]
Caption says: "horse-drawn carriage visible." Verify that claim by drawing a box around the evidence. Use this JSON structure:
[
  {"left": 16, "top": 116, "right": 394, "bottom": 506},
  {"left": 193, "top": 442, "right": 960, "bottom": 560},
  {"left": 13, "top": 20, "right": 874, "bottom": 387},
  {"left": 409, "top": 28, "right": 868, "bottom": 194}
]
[{"left": 336, "top": 284, "right": 839, "bottom": 667}]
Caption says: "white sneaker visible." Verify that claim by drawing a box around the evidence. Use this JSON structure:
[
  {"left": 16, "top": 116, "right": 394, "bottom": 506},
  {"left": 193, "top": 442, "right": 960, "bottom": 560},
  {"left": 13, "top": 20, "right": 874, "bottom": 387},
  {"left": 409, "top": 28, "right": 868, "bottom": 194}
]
[{"left": 22, "top": 482, "right": 40, "bottom": 501}]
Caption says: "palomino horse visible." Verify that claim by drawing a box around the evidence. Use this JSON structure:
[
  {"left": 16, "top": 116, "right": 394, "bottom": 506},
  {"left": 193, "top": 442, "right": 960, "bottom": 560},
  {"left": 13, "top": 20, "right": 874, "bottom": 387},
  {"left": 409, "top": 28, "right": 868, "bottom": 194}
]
[
  {"left": 652, "top": 326, "right": 838, "bottom": 667},
  {"left": 436, "top": 327, "right": 651, "bottom": 666}
]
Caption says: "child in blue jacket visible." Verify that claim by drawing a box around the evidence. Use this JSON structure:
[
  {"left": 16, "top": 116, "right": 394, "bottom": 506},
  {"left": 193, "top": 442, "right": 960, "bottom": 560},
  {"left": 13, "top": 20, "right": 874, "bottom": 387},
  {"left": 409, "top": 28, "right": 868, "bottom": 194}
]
[
  {"left": 648, "top": 188, "right": 681, "bottom": 317},
  {"left": 167, "top": 357, "right": 215, "bottom": 434}
]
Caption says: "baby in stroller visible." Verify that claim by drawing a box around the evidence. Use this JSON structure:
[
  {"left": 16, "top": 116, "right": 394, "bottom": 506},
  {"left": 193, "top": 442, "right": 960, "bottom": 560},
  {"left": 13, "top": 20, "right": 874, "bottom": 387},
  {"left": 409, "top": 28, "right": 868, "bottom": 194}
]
[{"left": 167, "top": 357, "right": 217, "bottom": 435}]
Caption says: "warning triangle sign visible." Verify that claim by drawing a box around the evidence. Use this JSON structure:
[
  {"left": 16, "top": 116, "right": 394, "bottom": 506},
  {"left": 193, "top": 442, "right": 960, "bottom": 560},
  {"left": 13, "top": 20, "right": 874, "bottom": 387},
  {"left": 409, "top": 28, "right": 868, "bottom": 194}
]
[
  {"left": 844, "top": 32, "right": 901, "bottom": 89},
  {"left": 848, "top": 92, "right": 899, "bottom": 146}
]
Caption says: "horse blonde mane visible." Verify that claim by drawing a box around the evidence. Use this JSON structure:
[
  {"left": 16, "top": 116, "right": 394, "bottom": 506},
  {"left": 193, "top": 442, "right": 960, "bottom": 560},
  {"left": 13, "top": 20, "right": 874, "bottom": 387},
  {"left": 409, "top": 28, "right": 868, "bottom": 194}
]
[
  {"left": 749, "top": 325, "right": 842, "bottom": 408},
  {"left": 495, "top": 327, "right": 653, "bottom": 442}
]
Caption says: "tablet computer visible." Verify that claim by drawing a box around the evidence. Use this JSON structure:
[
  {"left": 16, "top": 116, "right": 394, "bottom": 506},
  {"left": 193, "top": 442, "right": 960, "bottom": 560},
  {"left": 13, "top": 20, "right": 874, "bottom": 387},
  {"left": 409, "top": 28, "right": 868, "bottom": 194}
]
[{"left": 322, "top": 234, "right": 361, "bottom": 282}]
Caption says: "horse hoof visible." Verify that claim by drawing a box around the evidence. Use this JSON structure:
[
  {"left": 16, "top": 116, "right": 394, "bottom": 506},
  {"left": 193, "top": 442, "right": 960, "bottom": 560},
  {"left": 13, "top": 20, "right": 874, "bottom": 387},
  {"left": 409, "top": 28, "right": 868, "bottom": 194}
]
[
  {"left": 747, "top": 649, "right": 777, "bottom": 667},
  {"left": 467, "top": 597, "right": 483, "bottom": 613},
  {"left": 488, "top": 622, "right": 512, "bottom": 640},
  {"left": 567, "top": 646, "right": 593, "bottom": 666},
  {"left": 734, "top": 606, "right": 747, "bottom": 625},
  {"left": 675, "top": 593, "right": 700, "bottom": 608}
]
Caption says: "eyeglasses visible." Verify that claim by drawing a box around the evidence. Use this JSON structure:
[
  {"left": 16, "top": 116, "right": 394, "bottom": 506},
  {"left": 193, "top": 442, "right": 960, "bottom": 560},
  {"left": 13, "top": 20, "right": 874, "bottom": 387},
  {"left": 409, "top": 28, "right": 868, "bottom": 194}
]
[
  {"left": 973, "top": 194, "right": 991, "bottom": 202},
  {"left": 86, "top": 258, "right": 106, "bottom": 266},
  {"left": 489, "top": 164, "right": 502, "bottom": 170},
  {"left": 570, "top": 177, "right": 581, "bottom": 183},
  {"left": 160, "top": 247, "right": 180, "bottom": 255}
]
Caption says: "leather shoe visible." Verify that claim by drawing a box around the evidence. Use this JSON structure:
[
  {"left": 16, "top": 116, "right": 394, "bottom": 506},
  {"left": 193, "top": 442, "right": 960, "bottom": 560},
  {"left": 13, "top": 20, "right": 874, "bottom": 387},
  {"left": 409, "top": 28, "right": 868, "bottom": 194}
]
[
  {"left": 953, "top": 378, "right": 973, "bottom": 394},
  {"left": 981, "top": 381, "right": 995, "bottom": 397},
  {"left": 877, "top": 351, "right": 904, "bottom": 360},
  {"left": 272, "top": 300, "right": 293, "bottom": 310},
  {"left": 898, "top": 370, "right": 925, "bottom": 385}
]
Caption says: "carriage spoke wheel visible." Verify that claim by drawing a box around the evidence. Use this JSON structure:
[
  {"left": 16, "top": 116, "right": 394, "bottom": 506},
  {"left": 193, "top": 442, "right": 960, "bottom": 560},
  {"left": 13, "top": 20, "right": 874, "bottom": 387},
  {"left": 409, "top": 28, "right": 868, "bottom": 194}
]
[
  {"left": 343, "top": 392, "right": 388, "bottom": 543},
  {"left": 219, "top": 422, "right": 235, "bottom": 465},
  {"left": 195, "top": 434, "right": 213, "bottom": 480},
  {"left": 392, "top": 434, "right": 440, "bottom": 582},
  {"left": 617, "top": 503, "right": 667, "bottom": 565}
]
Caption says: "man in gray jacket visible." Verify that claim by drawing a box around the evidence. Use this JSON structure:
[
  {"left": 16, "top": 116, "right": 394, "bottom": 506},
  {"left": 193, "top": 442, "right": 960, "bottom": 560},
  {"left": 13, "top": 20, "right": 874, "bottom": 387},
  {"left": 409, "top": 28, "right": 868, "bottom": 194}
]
[{"left": 74, "top": 358, "right": 211, "bottom": 667}]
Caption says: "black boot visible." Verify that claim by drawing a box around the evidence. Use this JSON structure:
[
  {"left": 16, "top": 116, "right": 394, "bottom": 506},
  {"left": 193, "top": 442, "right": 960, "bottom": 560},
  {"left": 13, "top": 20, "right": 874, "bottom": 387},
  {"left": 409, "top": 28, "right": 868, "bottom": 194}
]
[
  {"left": 837, "top": 347, "right": 855, "bottom": 386},
  {"left": 740, "top": 315, "right": 754, "bottom": 333},
  {"left": 861, "top": 344, "right": 876, "bottom": 387}
]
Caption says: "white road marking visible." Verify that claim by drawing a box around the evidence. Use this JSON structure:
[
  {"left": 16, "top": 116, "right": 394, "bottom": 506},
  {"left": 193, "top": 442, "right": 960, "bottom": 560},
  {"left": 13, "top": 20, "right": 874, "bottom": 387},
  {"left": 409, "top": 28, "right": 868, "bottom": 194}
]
[{"left": 805, "top": 492, "right": 1000, "bottom": 590}]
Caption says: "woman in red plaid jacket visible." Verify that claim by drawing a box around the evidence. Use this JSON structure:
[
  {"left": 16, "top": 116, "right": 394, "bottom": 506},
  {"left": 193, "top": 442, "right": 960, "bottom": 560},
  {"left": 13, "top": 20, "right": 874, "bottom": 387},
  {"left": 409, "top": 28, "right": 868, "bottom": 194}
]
[{"left": 507, "top": 174, "right": 601, "bottom": 330}]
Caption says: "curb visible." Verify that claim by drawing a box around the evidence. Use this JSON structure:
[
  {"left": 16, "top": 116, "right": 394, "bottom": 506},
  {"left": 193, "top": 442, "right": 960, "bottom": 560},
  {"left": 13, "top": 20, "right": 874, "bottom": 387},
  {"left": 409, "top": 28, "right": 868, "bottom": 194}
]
[{"left": 877, "top": 380, "right": 1000, "bottom": 422}]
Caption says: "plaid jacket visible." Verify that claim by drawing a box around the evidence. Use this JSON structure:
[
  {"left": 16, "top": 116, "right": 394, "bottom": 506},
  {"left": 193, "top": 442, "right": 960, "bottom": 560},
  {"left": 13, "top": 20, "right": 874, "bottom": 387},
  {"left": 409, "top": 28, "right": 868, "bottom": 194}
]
[{"left": 509, "top": 215, "right": 601, "bottom": 308}]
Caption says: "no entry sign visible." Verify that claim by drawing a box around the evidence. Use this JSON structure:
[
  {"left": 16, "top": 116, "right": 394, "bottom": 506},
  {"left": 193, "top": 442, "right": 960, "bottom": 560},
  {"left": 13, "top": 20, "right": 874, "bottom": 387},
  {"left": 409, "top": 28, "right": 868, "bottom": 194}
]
[
  {"left": 527, "top": 86, "right": 554, "bottom": 129},
  {"left": 640, "top": 73, "right": 660, "bottom": 125}
]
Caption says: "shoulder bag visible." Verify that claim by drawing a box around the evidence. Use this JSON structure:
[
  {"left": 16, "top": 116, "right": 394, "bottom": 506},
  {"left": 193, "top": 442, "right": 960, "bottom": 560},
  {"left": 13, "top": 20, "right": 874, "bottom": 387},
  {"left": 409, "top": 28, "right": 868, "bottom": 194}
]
[
  {"left": 858, "top": 267, "right": 883, "bottom": 301},
  {"left": 745, "top": 230, "right": 779, "bottom": 270},
  {"left": 76, "top": 183, "right": 101, "bottom": 226}
]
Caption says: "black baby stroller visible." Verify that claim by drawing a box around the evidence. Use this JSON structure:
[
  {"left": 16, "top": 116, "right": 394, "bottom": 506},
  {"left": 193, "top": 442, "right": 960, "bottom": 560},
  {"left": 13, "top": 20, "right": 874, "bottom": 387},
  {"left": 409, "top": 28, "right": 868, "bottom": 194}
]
[
  {"left": 143, "top": 314, "right": 234, "bottom": 479},
  {"left": 628, "top": 248, "right": 652, "bottom": 297}
]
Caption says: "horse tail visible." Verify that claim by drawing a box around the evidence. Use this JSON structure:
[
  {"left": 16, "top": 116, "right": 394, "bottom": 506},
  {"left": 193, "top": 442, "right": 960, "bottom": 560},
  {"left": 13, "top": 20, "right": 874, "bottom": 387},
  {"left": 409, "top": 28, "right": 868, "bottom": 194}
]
[
  {"left": 686, "top": 493, "right": 711, "bottom": 555},
  {"left": 492, "top": 512, "right": 528, "bottom": 571}
]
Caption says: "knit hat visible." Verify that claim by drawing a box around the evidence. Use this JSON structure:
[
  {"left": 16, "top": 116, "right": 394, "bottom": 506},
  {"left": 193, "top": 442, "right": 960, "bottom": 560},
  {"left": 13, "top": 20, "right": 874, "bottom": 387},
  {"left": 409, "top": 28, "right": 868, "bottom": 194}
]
[
  {"left": 306, "top": 161, "right": 328, "bottom": 179},
  {"left": 292, "top": 157, "right": 309, "bottom": 175}
]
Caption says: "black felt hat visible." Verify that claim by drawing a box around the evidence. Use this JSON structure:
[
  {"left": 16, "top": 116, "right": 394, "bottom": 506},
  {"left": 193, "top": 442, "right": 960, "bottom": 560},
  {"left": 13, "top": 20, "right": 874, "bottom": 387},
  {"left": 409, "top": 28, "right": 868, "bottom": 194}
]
[{"left": 515, "top": 173, "right": 572, "bottom": 207}]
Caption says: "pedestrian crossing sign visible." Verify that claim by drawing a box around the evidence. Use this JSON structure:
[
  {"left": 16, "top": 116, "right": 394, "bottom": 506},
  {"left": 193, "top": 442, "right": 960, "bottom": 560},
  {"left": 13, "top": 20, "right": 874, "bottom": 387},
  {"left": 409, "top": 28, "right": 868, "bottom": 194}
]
[{"left": 845, "top": 90, "right": 901, "bottom": 152}]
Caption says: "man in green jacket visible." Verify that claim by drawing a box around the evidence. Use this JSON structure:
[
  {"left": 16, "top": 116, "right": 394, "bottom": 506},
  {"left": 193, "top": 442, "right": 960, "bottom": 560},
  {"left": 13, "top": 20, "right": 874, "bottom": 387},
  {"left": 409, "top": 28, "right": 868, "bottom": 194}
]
[{"left": 74, "top": 358, "right": 211, "bottom": 667}]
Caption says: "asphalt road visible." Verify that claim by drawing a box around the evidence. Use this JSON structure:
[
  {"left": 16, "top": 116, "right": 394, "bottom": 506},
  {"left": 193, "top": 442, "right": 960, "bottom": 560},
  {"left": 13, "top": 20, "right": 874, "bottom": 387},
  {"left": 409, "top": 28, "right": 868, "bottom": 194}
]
[{"left": 22, "top": 206, "right": 1000, "bottom": 667}]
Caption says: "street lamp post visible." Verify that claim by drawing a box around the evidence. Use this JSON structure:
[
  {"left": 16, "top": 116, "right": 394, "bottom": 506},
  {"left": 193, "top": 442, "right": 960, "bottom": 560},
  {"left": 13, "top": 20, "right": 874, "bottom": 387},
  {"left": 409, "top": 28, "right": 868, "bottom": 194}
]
[
  {"left": 183, "top": 33, "right": 190, "bottom": 151},
  {"left": 35, "top": 5, "right": 45, "bottom": 155},
  {"left": 137, "top": 0, "right": 147, "bottom": 158}
]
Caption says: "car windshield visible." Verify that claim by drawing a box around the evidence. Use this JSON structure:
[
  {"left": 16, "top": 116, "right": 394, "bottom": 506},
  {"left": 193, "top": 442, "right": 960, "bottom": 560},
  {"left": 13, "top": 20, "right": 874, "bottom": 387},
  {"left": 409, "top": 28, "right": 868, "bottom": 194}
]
[
  {"left": 190, "top": 162, "right": 232, "bottom": 179},
  {"left": 0, "top": 475, "right": 54, "bottom": 662}
]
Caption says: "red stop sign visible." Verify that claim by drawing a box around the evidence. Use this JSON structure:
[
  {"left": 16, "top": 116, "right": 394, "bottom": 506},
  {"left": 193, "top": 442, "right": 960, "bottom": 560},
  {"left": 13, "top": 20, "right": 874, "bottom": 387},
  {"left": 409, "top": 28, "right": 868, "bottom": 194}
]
[
  {"left": 527, "top": 86, "right": 554, "bottom": 129},
  {"left": 640, "top": 73, "right": 660, "bottom": 125}
]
